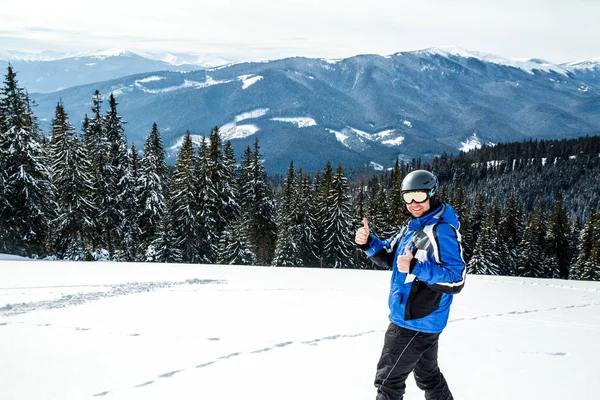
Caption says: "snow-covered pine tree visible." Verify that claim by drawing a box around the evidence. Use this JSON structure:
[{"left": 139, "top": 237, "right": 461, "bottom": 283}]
[
  {"left": 467, "top": 210, "right": 502, "bottom": 275},
  {"left": 48, "top": 101, "right": 96, "bottom": 260},
  {"left": 366, "top": 176, "right": 393, "bottom": 238},
  {"left": 84, "top": 90, "right": 109, "bottom": 252},
  {"left": 533, "top": 202, "right": 558, "bottom": 278},
  {"left": 0, "top": 65, "right": 55, "bottom": 257},
  {"left": 322, "top": 164, "right": 355, "bottom": 269},
  {"left": 222, "top": 140, "right": 240, "bottom": 226},
  {"left": 102, "top": 93, "right": 131, "bottom": 258},
  {"left": 295, "top": 170, "right": 319, "bottom": 267},
  {"left": 497, "top": 193, "right": 523, "bottom": 275},
  {"left": 312, "top": 162, "right": 333, "bottom": 267},
  {"left": 240, "top": 138, "right": 276, "bottom": 265},
  {"left": 516, "top": 213, "right": 545, "bottom": 277},
  {"left": 462, "top": 192, "right": 484, "bottom": 263},
  {"left": 195, "top": 136, "right": 216, "bottom": 263},
  {"left": 201, "top": 127, "right": 238, "bottom": 262},
  {"left": 217, "top": 211, "right": 256, "bottom": 265},
  {"left": 148, "top": 195, "right": 183, "bottom": 263},
  {"left": 119, "top": 143, "right": 141, "bottom": 261},
  {"left": 570, "top": 208, "right": 600, "bottom": 281},
  {"left": 139, "top": 123, "right": 168, "bottom": 255},
  {"left": 546, "top": 192, "right": 572, "bottom": 279},
  {"left": 389, "top": 158, "right": 404, "bottom": 228},
  {"left": 450, "top": 185, "right": 467, "bottom": 225},
  {"left": 273, "top": 161, "right": 300, "bottom": 266},
  {"left": 170, "top": 131, "right": 200, "bottom": 263}
]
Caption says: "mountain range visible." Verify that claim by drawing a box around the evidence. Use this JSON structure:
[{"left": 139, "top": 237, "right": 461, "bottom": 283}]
[{"left": 3, "top": 47, "right": 599, "bottom": 174}]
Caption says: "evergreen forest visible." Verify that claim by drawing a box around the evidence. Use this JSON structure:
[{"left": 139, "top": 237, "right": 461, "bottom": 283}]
[{"left": 1, "top": 66, "right": 599, "bottom": 280}]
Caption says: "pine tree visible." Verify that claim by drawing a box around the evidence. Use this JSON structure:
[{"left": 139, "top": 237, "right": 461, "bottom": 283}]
[
  {"left": 497, "top": 193, "right": 522, "bottom": 275},
  {"left": 366, "top": 176, "right": 391, "bottom": 238},
  {"left": 240, "top": 138, "right": 277, "bottom": 265},
  {"left": 516, "top": 213, "right": 544, "bottom": 277},
  {"left": 170, "top": 131, "right": 200, "bottom": 263},
  {"left": 312, "top": 162, "right": 334, "bottom": 267},
  {"left": 84, "top": 90, "right": 108, "bottom": 251},
  {"left": 0, "top": 65, "right": 55, "bottom": 256},
  {"left": 451, "top": 185, "right": 467, "bottom": 226},
  {"left": 103, "top": 93, "right": 130, "bottom": 258},
  {"left": 48, "top": 101, "right": 96, "bottom": 259},
  {"left": 546, "top": 192, "right": 571, "bottom": 279},
  {"left": 222, "top": 140, "right": 240, "bottom": 223},
  {"left": 273, "top": 161, "right": 300, "bottom": 266},
  {"left": 139, "top": 123, "right": 168, "bottom": 255},
  {"left": 148, "top": 195, "right": 183, "bottom": 263},
  {"left": 296, "top": 171, "right": 319, "bottom": 267},
  {"left": 389, "top": 158, "right": 404, "bottom": 227},
  {"left": 462, "top": 192, "right": 484, "bottom": 263},
  {"left": 217, "top": 213, "right": 256, "bottom": 265},
  {"left": 195, "top": 136, "right": 216, "bottom": 263},
  {"left": 322, "top": 164, "right": 355, "bottom": 268},
  {"left": 119, "top": 143, "right": 141, "bottom": 261},
  {"left": 467, "top": 210, "right": 502, "bottom": 275},
  {"left": 570, "top": 209, "right": 600, "bottom": 281},
  {"left": 200, "top": 127, "right": 238, "bottom": 262}
]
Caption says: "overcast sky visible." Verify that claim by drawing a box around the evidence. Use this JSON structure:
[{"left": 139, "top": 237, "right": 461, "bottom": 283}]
[{"left": 1, "top": 0, "right": 598, "bottom": 63}]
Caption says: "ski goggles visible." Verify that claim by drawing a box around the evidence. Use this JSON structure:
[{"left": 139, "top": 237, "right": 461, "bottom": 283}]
[{"left": 402, "top": 190, "right": 433, "bottom": 204}]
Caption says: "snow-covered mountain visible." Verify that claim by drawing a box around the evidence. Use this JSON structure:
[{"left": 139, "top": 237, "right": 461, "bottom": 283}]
[
  {"left": 0, "top": 48, "right": 218, "bottom": 93},
  {"left": 25, "top": 47, "right": 600, "bottom": 173},
  {"left": 1, "top": 258, "right": 599, "bottom": 400}
]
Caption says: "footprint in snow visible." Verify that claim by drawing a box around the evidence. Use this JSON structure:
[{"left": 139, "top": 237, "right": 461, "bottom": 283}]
[{"left": 159, "top": 370, "right": 182, "bottom": 378}]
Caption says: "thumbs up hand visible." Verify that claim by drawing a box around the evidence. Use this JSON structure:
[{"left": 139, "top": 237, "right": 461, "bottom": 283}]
[
  {"left": 397, "top": 245, "right": 414, "bottom": 273},
  {"left": 355, "top": 218, "right": 370, "bottom": 245}
]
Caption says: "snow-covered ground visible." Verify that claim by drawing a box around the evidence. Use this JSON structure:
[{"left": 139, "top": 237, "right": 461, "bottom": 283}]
[{"left": 1, "top": 258, "right": 599, "bottom": 400}]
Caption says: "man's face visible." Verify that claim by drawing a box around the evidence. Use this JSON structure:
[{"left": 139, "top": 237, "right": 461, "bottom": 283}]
[{"left": 406, "top": 197, "right": 431, "bottom": 218}]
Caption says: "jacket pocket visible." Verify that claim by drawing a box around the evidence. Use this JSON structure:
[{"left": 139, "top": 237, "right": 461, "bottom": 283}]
[{"left": 404, "top": 280, "right": 443, "bottom": 320}]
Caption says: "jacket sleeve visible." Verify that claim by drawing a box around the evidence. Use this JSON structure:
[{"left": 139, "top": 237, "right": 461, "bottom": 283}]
[
  {"left": 361, "top": 233, "right": 397, "bottom": 270},
  {"left": 409, "top": 223, "right": 466, "bottom": 294}
]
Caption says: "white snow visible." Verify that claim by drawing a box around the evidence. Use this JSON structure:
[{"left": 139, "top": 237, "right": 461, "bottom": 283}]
[
  {"left": 234, "top": 108, "right": 269, "bottom": 122},
  {"left": 327, "top": 128, "right": 350, "bottom": 147},
  {"left": 382, "top": 137, "right": 405, "bottom": 146},
  {"left": 136, "top": 76, "right": 165, "bottom": 84},
  {"left": 370, "top": 161, "right": 384, "bottom": 171},
  {"left": 403, "top": 120, "right": 412, "bottom": 128},
  {"left": 237, "top": 75, "right": 263, "bottom": 89},
  {"left": 350, "top": 127, "right": 372, "bottom": 140},
  {"left": 374, "top": 129, "right": 395, "bottom": 139},
  {"left": 219, "top": 123, "right": 260, "bottom": 140},
  {"left": 460, "top": 133, "right": 483, "bottom": 152},
  {"left": 417, "top": 46, "right": 570, "bottom": 76},
  {"left": 563, "top": 57, "right": 600, "bottom": 71},
  {"left": 271, "top": 117, "right": 317, "bottom": 128},
  {"left": 74, "top": 48, "right": 137, "bottom": 59},
  {"left": 136, "top": 77, "right": 232, "bottom": 94},
  {"left": 0, "top": 260, "right": 599, "bottom": 400}
]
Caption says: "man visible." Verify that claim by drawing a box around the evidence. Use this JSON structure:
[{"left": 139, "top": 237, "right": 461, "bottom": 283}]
[{"left": 355, "top": 169, "right": 466, "bottom": 400}]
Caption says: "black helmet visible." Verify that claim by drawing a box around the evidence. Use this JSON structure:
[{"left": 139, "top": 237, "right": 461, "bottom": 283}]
[{"left": 401, "top": 170, "right": 439, "bottom": 196}]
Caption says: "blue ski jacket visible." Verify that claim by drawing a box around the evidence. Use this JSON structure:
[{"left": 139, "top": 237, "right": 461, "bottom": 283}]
[{"left": 363, "top": 203, "right": 466, "bottom": 333}]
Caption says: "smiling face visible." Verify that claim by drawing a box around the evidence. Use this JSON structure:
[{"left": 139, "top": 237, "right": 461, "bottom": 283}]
[{"left": 406, "top": 198, "right": 431, "bottom": 218}]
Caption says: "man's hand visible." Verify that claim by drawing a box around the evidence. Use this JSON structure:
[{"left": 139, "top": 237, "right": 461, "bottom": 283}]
[
  {"left": 355, "top": 218, "right": 370, "bottom": 245},
  {"left": 397, "top": 245, "right": 414, "bottom": 273}
]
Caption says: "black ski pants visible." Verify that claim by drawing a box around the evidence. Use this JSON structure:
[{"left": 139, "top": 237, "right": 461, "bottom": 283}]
[{"left": 375, "top": 322, "right": 453, "bottom": 400}]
